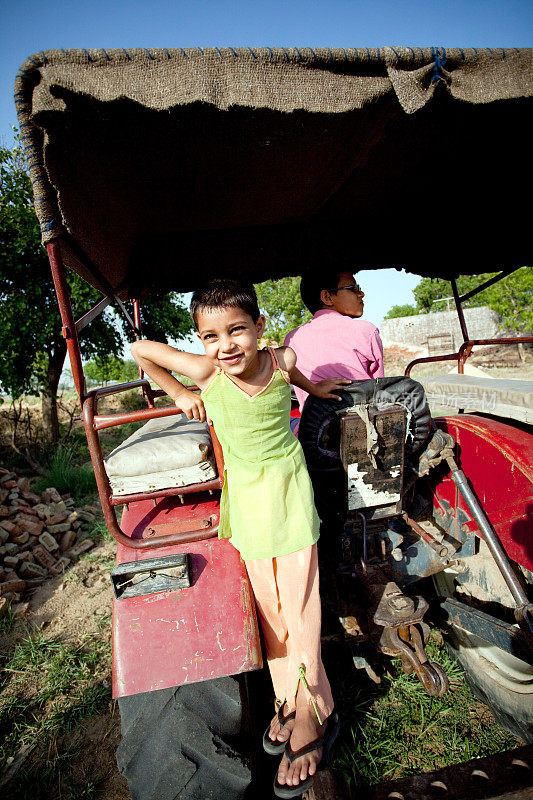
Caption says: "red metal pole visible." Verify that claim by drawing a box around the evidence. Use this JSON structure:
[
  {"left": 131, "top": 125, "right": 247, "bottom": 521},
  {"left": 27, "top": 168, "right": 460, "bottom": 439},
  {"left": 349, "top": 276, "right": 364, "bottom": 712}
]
[
  {"left": 46, "top": 240, "right": 86, "bottom": 402},
  {"left": 83, "top": 393, "right": 219, "bottom": 549}
]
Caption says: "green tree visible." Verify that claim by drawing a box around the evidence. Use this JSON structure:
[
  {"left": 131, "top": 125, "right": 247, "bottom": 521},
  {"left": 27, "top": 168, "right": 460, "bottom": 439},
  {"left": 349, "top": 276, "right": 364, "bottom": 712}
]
[
  {"left": 412, "top": 269, "right": 532, "bottom": 333},
  {"left": 0, "top": 139, "right": 193, "bottom": 445},
  {"left": 84, "top": 357, "right": 140, "bottom": 387},
  {"left": 254, "top": 277, "right": 312, "bottom": 345},
  {"left": 384, "top": 303, "right": 418, "bottom": 319}
]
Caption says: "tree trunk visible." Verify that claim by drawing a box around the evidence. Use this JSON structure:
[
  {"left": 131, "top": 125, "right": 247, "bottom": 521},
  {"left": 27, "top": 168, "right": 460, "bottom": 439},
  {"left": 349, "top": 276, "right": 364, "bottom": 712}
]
[{"left": 41, "top": 340, "right": 67, "bottom": 443}]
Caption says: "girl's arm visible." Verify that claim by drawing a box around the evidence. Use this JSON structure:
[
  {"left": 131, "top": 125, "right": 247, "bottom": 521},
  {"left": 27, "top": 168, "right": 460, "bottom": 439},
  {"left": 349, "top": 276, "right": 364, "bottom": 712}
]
[
  {"left": 277, "top": 346, "right": 351, "bottom": 401},
  {"left": 131, "top": 340, "right": 215, "bottom": 421}
]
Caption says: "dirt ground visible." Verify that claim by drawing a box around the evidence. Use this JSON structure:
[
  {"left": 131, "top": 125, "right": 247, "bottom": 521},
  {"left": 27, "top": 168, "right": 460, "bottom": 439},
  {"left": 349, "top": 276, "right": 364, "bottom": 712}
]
[{"left": 1, "top": 538, "right": 130, "bottom": 799}]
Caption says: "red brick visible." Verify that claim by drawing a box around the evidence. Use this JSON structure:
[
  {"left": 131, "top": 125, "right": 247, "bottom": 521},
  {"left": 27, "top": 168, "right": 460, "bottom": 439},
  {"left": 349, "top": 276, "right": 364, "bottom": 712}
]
[
  {"left": 47, "top": 522, "right": 70, "bottom": 535},
  {"left": 19, "top": 561, "right": 47, "bottom": 579},
  {"left": 60, "top": 530, "right": 77, "bottom": 552},
  {"left": 16, "top": 516, "right": 44, "bottom": 536},
  {"left": 42, "top": 488, "right": 62, "bottom": 504},
  {"left": 21, "top": 491, "right": 42, "bottom": 504},
  {"left": 39, "top": 532, "right": 59, "bottom": 552},
  {"left": 32, "top": 545, "right": 57, "bottom": 570},
  {"left": 47, "top": 513, "right": 68, "bottom": 525},
  {"left": 18, "top": 502, "right": 39, "bottom": 515},
  {"left": 0, "top": 520, "right": 21, "bottom": 535},
  {"left": 68, "top": 538, "right": 94, "bottom": 558},
  {"left": 49, "top": 556, "right": 71, "bottom": 576},
  {"left": 0, "top": 579, "right": 26, "bottom": 595}
]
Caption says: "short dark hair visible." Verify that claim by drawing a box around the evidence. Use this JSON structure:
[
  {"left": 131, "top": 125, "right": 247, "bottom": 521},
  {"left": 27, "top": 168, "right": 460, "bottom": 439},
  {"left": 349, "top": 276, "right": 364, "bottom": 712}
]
[
  {"left": 190, "top": 278, "right": 261, "bottom": 328},
  {"left": 299, "top": 271, "right": 346, "bottom": 314}
]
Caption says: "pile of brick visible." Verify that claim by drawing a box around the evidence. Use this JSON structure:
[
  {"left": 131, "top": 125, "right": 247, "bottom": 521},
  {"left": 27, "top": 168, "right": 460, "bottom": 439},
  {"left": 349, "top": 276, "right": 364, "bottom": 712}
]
[{"left": 0, "top": 467, "right": 100, "bottom": 620}]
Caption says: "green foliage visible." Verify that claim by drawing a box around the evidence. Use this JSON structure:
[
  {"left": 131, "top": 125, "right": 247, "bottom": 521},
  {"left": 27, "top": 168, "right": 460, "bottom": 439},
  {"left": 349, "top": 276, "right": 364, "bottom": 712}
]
[
  {"left": 136, "top": 291, "right": 193, "bottom": 345},
  {"left": 384, "top": 303, "right": 418, "bottom": 319},
  {"left": 32, "top": 447, "right": 96, "bottom": 500},
  {"left": 254, "top": 277, "right": 312, "bottom": 344},
  {"left": 84, "top": 356, "right": 139, "bottom": 387},
  {"left": 0, "top": 136, "right": 194, "bottom": 440},
  {"left": 0, "top": 139, "right": 122, "bottom": 401},
  {"left": 413, "top": 269, "right": 532, "bottom": 332}
]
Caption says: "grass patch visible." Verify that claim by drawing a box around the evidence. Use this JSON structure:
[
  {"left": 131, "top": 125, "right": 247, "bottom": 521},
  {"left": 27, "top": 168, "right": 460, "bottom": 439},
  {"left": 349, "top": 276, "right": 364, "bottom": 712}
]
[
  {"left": 0, "top": 628, "right": 111, "bottom": 777},
  {"left": 0, "top": 605, "right": 16, "bottom": 634},
  {"left": 88, "top": 516, "right": 113, "bottom": 543},
  {"left": 33, "top": 447, "right": 96, "bottom": 501},
  {"left": 330, "top": 637, "right": 519, "bottom": 790}
]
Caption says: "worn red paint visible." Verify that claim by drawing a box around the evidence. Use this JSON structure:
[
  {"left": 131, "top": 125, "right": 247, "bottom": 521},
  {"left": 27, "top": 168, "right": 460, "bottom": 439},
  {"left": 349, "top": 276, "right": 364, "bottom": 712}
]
[
  {"left": 112, "top": 495, "right": 262, "bottom": 698},
  {"left": 433, "top": 415, "right": 533, "bottom": 572}
]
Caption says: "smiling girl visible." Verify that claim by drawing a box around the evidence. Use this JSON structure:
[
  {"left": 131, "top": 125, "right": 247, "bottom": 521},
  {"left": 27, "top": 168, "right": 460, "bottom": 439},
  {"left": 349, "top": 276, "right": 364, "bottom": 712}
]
[{"left": 131, "top": 278, "right": 347, "bottom": 796}]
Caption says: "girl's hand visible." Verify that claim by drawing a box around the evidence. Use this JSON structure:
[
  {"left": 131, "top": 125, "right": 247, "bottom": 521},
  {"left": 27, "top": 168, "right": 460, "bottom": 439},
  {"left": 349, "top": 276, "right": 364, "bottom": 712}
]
[
  {"left": 174, "top": 389, "right": 207, "bottom": 422},
  {"left": 312, "top": 378, "right": 352, "bottom": 401}
]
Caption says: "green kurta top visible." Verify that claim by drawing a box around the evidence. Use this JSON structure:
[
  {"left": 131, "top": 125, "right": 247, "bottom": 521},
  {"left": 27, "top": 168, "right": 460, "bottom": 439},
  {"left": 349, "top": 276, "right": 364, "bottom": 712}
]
[{"left": 201, "top": 349, "right": 320, "bottom": 560}]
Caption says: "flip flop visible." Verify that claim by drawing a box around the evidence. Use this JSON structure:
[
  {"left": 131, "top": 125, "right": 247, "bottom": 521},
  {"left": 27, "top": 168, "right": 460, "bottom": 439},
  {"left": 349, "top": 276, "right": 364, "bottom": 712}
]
[
  {"left": 273, "top": 710, "right": 340, "bottom": 798},
  {"left": 262, "top": 701, "right": 297, "bottom": 755}
]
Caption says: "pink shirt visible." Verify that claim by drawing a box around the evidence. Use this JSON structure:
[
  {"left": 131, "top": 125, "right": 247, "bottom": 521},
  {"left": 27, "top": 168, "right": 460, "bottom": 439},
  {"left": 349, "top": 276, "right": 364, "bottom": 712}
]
[{"left": 284, "top": 309, "right": 384, "bottom": 410}]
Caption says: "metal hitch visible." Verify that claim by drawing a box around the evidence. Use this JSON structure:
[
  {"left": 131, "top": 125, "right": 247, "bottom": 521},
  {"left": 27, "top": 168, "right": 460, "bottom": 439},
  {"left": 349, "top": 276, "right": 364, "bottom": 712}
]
[
  {"left": 367, "top": 577, "right": 450, "bottom": 697},
  {"left": 111, "top": 553, "right": 190, "bottom": 599}
]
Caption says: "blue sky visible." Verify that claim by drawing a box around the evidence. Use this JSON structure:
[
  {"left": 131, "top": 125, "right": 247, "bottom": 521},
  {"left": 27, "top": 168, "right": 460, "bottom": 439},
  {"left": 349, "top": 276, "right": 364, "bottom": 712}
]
[{"left": 2, "top": 0, "right": 532, "bottom": 328}]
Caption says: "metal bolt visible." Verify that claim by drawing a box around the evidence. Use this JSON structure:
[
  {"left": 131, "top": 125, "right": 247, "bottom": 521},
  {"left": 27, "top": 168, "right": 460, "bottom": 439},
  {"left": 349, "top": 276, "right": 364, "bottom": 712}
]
[
  {"left": 389, "top": 595, "right": 415, "bottom": 613},
  {"left": 391, "top": 547, "right": 403, "bottom": 561}
]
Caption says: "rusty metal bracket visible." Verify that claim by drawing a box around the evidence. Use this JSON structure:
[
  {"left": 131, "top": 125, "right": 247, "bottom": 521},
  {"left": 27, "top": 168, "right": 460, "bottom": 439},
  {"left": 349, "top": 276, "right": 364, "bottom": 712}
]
[
  {"left": 385, "top": 626, "right": 449, "bottom": 696},
  {"left": 435, "top": 597, "right": 533, "bottom": 665},
  {"left": 364, "top": 576, "right": 450, "bottom": 697},
  {"left": 111, "top": 553, "right": 190, "bottom": 599}
]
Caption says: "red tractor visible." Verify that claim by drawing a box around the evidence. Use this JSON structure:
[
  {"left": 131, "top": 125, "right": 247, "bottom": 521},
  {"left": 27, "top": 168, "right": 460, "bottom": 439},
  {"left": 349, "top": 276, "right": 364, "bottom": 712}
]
[{"left": 15, "top": 46, "right": 532, "bottom": 798}]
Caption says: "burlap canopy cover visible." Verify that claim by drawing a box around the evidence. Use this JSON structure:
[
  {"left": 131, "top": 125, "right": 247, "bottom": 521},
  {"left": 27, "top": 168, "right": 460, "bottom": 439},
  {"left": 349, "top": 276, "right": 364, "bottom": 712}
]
[{"left": 14, "top": 47, "right": 532, "bottom": 296}]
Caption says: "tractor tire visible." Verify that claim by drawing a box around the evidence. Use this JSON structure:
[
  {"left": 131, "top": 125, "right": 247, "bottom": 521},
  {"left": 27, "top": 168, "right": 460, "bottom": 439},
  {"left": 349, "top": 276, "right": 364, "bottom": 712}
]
[
  {"left": 116, "top": 673, "right": 269, "bottom": 800},
  {"left": 433, "top": 570, "right": 533, "bottom": 744}
]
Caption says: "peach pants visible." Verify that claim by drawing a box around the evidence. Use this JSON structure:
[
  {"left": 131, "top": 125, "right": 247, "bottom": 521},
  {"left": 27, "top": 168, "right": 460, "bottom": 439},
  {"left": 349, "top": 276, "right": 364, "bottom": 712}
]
[{"left": 245, "top": 543, "right": 334, "bottom": 722}]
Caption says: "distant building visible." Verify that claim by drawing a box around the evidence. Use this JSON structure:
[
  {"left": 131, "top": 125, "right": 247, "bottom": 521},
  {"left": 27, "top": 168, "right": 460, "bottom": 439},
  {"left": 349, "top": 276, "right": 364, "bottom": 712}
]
[{"left": 381, "top": 306, "right": 500, "bottom": 354}]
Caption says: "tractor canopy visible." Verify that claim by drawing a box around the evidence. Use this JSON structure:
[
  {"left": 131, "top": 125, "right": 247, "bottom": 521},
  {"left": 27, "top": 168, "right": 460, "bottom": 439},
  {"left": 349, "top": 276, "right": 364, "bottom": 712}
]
[{"left": 15, "top": 46, "right": 532, "bottom": 297}]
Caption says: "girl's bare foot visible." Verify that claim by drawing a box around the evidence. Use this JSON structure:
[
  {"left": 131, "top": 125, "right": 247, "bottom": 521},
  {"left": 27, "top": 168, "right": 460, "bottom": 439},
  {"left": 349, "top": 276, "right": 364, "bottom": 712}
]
[
  {"left": 276, "top": 700, "right": 326, "bottom": 787},
  {"left": 268, "top": 702, "right": 296, "bottom": 744}
]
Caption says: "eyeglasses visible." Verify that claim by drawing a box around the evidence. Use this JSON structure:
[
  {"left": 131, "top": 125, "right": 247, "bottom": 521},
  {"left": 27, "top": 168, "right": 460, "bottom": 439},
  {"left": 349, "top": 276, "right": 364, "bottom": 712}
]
[{"left": 331, "top": 283, "right": 363, "bottom": 294}]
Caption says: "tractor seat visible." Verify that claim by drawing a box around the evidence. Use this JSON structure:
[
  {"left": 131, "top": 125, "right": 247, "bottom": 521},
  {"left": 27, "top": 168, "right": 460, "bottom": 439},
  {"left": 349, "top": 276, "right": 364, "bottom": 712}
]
[
  {"left": 104, "top": 414, "right": 217, "bottom": 496},
  {"left": 418, "top": 374, "right": 533, "bottom": 424}
]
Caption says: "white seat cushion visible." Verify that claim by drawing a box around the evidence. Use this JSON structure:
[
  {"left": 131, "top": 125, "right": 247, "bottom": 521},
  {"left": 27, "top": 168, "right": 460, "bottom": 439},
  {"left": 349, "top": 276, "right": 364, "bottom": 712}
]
[
  {"left": 418, "top": 374, "right": 533, "bottom": 424},
  {"left": 104, "top": 414, "right": 217, "bottom": 495}
]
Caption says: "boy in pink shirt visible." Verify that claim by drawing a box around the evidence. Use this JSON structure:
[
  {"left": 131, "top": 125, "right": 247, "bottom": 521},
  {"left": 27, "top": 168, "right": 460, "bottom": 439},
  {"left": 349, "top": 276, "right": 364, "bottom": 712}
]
[{"left": 284, "top": 271, "right": 384, "bottom": 411}]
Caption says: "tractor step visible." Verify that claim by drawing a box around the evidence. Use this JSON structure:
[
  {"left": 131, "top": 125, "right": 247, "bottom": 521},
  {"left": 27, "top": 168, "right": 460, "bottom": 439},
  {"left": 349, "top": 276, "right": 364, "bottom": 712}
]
[{"left": 361, "top": 744, "right": 533, "bottom": 800}]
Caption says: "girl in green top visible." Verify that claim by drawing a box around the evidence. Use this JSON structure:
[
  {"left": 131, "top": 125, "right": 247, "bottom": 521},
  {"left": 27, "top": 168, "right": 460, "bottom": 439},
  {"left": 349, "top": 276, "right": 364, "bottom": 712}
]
[{"left": 131, "top": 278, "right": 348, "bottom": 797}]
